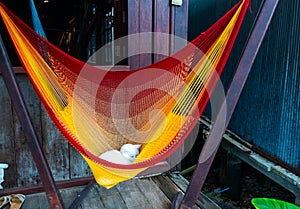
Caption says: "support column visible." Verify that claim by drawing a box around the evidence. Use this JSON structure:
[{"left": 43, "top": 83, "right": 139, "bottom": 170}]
[
  {"left": 172, "top": 0, "right": 280, "bottom": 208},
  {"left": 0, "top": 35, "right": 65, "bottom": 209},
  {"left": 226, "top": 152, "right": 242, "bottom": 201}
]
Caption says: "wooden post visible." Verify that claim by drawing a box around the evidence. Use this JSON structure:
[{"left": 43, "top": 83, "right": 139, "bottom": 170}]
[
  {"left": 0, "top": 34, "right": 65, "bottom": 209},
  {"left": 172, "top": 0, "right": 280, "bottom": 208},
  {"left": 226, "top": 152, "right": 242, "bottom": 201}
]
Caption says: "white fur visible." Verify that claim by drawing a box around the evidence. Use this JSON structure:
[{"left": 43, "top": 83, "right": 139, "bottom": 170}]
[{"left": 99, "top": 144, "right": 141, "bottom": 164}]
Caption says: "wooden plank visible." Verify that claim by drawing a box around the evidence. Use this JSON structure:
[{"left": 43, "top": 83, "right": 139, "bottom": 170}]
[
  {"left": 97, "top": 185, "right": 128, "bottom": 209},
  {"left": 80, "top": 186, "right": 106, "bottom": 209},
  {"left": 152, "top": 175, "right": 181, "bottom": 202},
  {"left": 152, "top": 174, "right": 221, "bottom": 209},
  {"left": 113, "top": 0, "right": 128, "bottom": 65},
  {"left": 59, "top": 186, "right": 85, "bottom": 208},
  {"left": 135, "top": 178, "right": 171, "bottom": 209},
  {"left": 0, "top": 177, "right": 94, "bottom": 197},
  {"left": 0, "top": 77, "right": 16, "bottom": 188},
  {"left": 153, "top": 175, "right": 201, "bottom": 208},
  {"left": 173, "top": 0, "right": 188, "bottom": 52},
  {"left": 41, "top": 105, "right": 70, "bottom": 182},
  {"left": 21, "top": 192, "right": 50, "bottom": 209},
  {"left": 21, "top": 187, "right": 88, "bottom": 209},
  {"left": 153, "top": 0, "right": 171, "bottom": 62},
  {"left": 14, "top": 175, "right": 218, "bottom": 209},
  {"left": 14, "top": 75, "right": 41, "bottom": 187},
  {"left": 127, "top": 0, "right": 153, "bottom": 69},
  {"left": 139, "top": 0, "right": 153, "bottom": 68},
  {"left": 127, "top": 0, "right": 140, "bottom": 69},
  {"left": 0, "top": 67, "right": 25, "bottom": 74},
  {"left": 116, "top": 179, "right": 154, "bottom": 209},
  {"left": 69, "top": 146, "right": 91, "bottom": 179},
  {"left": 169, "top": 174, "right": 221, "bottom": 209}
]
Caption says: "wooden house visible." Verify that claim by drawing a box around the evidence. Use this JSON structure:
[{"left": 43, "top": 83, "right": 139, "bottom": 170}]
[{"left": 0, "top": 0, "right": 299, "bottom": 208}]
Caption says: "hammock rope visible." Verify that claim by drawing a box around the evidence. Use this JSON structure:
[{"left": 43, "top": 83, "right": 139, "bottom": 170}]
[{"left": 0, "top": 0, "right": 249, "bottom": 188}]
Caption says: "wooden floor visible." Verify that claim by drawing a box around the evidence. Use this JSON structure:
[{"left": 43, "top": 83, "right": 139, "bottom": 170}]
[{"left": 17, "top": 173, "right": 220, "bottom": 209}]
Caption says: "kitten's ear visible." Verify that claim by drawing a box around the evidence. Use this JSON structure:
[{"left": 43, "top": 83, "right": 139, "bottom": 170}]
[{"left": 134, "top": 144, "right": 141, "bottom": 149}]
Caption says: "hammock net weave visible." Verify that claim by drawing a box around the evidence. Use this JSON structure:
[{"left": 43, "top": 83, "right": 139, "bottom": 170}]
[{"left": 0, "top": 0, "right": 249, "bottom": 188}]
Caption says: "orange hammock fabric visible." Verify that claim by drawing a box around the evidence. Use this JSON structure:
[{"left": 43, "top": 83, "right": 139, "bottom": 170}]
[{"left": 0, "top": 0, "right": 249, "bottom": 188}]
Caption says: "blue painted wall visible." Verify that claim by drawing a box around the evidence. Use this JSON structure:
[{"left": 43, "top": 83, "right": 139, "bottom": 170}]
[{"left": 189, "top": 0, "right": 300, "bottom": 169}]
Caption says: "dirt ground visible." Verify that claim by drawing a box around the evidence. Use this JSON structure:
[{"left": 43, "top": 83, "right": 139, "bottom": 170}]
[{"left": 199, "top": 163, "right": 296, "bottom": 209}]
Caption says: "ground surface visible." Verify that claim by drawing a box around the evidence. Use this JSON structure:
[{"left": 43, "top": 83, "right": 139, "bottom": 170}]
[{"left": 198, "top": 163, "right": 296, "bottom": 209}]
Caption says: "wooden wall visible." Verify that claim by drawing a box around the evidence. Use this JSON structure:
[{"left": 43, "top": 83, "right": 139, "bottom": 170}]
[
  {"left": 0, "top": 71, "right": 91, "bottom": 189},
  {"left": 128, "top": 0, "right": 188, "bottom": 69},
  {"left": 128, "top": 0, "right": 190, "bottom": 169},
  {"left": 0, "top": 69, "right": 199, "bottom": 189},
  {"left": 0, "top": 0, "right": 190, "bottom": 189}
]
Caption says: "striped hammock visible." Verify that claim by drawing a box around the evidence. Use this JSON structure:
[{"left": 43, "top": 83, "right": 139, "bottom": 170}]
[{"left": 0, "top": 0, "right": 249, "bottom": 188}]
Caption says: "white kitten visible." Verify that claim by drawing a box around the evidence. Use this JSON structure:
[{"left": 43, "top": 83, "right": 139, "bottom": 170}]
[{"left": 99, "top": 144, "right": 141, "bottom": 164}]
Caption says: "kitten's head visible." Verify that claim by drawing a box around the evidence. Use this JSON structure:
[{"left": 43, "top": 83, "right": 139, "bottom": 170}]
[{"left": 120, "top": 144, "right": 141, "bottom": 162}]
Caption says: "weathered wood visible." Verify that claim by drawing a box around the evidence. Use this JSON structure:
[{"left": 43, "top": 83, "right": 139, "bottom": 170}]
[
  {"left": 41, "top": 106, "right": 70, "bottom": 182},
  {"left": 68, "top": 181, "right": 95, "bottom": 209},
  {"left": 127, "top": 0, "right": 140, "bottom": 69},
  {"left": 15, "top": 174, "right": 221, "bottom": 209},
  {"left": 0, "top": 176, "right": 94, "bottom": 196},
  {"left": 128, "top": 0, "right": 188, "bottom": 69},
  {"left": 153, "top": 174, "right": 221, "bottom": 209},
  {"left": 0, "top": 36, "right": 65, "bottom": 208},
  {"left": 0, "top": 67, "right": 25, "bottom": 74},
  {"left": 21, "top": 187, "right": 86, "bottom": 209},
  {"left": 152, "top": 175, "right": 181, "bottom": 202},
  {"left": 173, "top": 0, "right": 188, "bottom": 52},
  {"left": 136, "top": 178, "right": 171, "bottom": 209},
  {"left": 139, "top": 0, "right": 153, "bottom": 68},
  {"left": 22, "top": 192, "right": 50, "bottom": 209},
  {"left": 169, "top": 174, "right": 220, "bottom": 209},
  {"left": 69, "top": 146, "right": 91, "bottom": 179},
  {"left": 98, "top": 185, "right": 128, "bottom": 209},
  {"left": 0, "top": 0, "right": 189, "bottom": 191},
  {"left": 80, "top": 185, "right": 106, "bottom": 209},
  {"left": 116, "top": 180, "right": 154, "bottom": 209},
  {"left": 153, "top": 0, "right": 170, "bottom": 62},
  {"left": 14, "top": 75, "right": 41, "bottom": 187},
  {"left": 0, "top": 77, "right": 15, "bottom": 188},
  {"left": 128, "top": 0, "right": 153, "bottom": 69},
  {"left": 59, "top": 187, "right": 84, "bottom": 208}
]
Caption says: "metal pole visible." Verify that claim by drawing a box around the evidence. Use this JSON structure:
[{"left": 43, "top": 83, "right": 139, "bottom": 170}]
[
  {"left": 0, "top": 34, "right": 65, "bottom": 209},
  {"left": 172, "top": 0, "right": 280, "bottom": 208}
]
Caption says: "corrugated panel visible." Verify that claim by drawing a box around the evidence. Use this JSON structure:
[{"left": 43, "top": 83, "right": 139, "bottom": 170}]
[
  {"left": 189, "top": 0, "right": 300, "bottom": 169},
  {"left": 227, "top": 0, "right": 300, "bottom": 169}
]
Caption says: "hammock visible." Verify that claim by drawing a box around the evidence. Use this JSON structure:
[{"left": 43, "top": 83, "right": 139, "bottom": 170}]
[{"left": 0, "top": 0, "right": 249, "bottom": 188}]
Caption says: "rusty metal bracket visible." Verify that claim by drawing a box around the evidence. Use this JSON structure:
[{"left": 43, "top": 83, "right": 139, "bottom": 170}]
[
  {"left": 172, "top": 0, "right": 280, "bottom": 208},
  {"left": 0, "top": 34, "right": 66, "bottom": 209}
]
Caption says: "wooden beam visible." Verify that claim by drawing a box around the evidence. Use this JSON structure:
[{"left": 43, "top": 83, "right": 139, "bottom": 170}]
[
  {"left": 0, "top": 177, "right": 94, "bottom": 196},
  {"left": 172, "top": 0, "right": 280, "bottom": 208},
  {"left": 0, "top": 67, "right": 25, "bottom": 74},
  {"left": 0, "top": 35, "right": 65, "bottom": 209}
]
